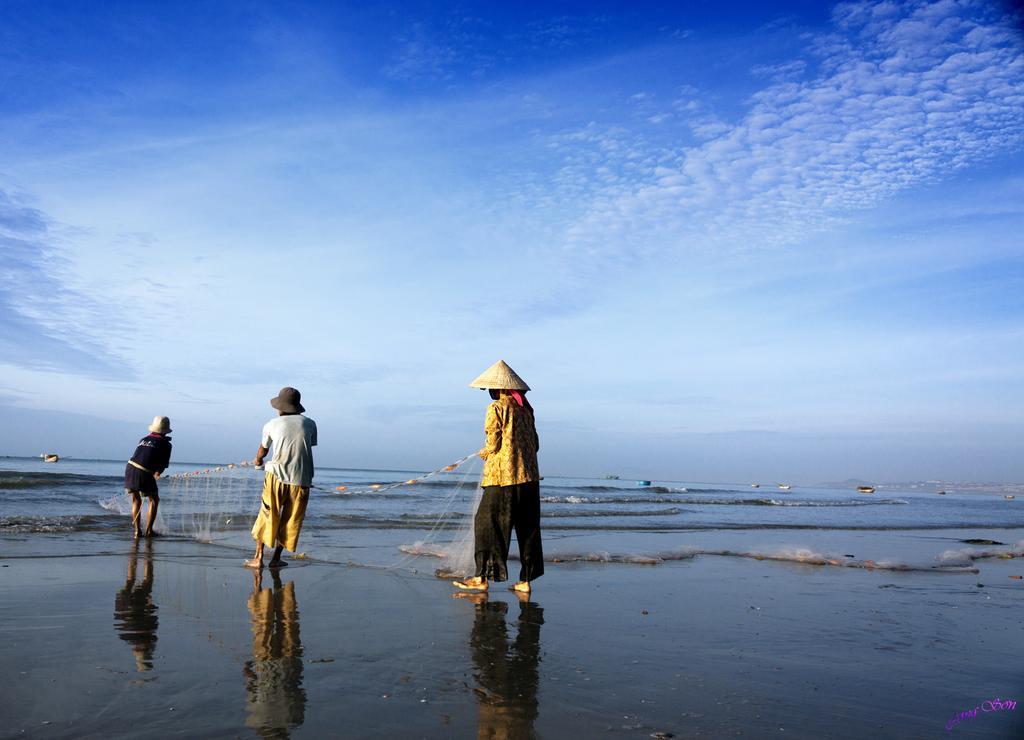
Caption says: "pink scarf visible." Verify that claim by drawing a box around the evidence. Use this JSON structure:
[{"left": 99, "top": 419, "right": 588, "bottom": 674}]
[{"left": 507, "top": 390, "right": 533, "bottom": 411}]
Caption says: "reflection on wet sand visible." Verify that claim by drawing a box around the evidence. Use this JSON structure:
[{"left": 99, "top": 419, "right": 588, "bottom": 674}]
[
  {"left": 114, "top": 538, "right": 158, "bottom": 672},
  {"left": 463, "top": 593, "right": 544, "bottom": 740},
  {"left": 244, "top": 569, "right": 305, "bottom": 739}
]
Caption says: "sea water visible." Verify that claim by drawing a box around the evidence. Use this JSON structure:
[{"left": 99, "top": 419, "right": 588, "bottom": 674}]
[{"left": 1, "top": 456, "right": 1021, "bottom": 575}]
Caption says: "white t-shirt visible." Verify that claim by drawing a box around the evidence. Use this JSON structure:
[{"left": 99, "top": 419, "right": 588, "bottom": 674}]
[{"left": 261, "top": 414, "right": 317, "bottom": 486}]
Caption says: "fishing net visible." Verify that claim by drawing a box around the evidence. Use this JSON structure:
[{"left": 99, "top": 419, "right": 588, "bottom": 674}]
[
  {"left": 100, "top": 454, "right": 486, "bottom": 576},
  {"left": 100, "top": 463, "right": 262, "bottom": 543},
  {"left": 394, "top": 455, "right": 484, "bottom": 577}
]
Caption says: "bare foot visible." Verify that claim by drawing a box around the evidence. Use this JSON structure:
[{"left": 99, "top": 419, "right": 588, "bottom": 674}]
[
  {"left": 243, "top": 558, "right": 264, "bottom": 569},
  {"left": 144, "top": 530, "right": 159, "bottom": 538},
  {"left": 268, "top": 559, "right": 288, "bottom": 568},
  {"left": 133, "top": 530, "right": 141, "bottom": 539},
  {"left": 452, "top": 577, "right": 488, "bottom": 591},
  {"left": 510, "top": 581, "right": 531, "bottom": 593}
]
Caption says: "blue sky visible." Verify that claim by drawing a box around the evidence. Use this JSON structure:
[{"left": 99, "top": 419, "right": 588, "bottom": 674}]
[{"left": 1, "top": 0, "right": 1023, "bottom": 482}]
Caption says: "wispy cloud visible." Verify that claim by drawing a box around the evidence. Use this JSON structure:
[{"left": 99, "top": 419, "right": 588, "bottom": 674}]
[
  {"left": 0, "top": 187, "right": 130, "bottom": 379},
  {"left": 750, "top": 59, "right": 808, "bottom": 81},
  {"left": 537, "top": 0, "right": 1024, "bottom": 261}
]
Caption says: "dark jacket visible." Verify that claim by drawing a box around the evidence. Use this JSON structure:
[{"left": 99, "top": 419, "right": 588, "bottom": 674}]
[
  {"left": 124, "top": 434, "right": 172, "bottom": 493},
  {"left": 130, "top": 433, "right": 172, "bottom": 473}
]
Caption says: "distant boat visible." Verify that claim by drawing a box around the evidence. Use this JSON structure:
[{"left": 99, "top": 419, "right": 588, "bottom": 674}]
[
  {"left": 857, "top": 486, "right": 876, "bottom": 494},
  {"left": 1007, "top": 495, "right": 1016, "bottom": 500},
  {"left": 42, "top": 454, "right": 59, "bottom": 463},
  {"left": 777, "top": 483, "right": 791, "bottom": 490},
  {"left": 750, "top": 483, "right": 760, "bottom": 488},
  {"left": 604, "top": 475, "right": 620, "bottom": 480},
  {"left": 636, "top": 480, "right": 652, "bottom": 487},
  {"left": 937, "top": 490, "right": 947, "bottom": 495}
]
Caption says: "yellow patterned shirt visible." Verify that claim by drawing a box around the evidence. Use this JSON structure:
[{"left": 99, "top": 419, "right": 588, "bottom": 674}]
[{"left": 479, "top": 396, "right": 540, "bottom": 487}]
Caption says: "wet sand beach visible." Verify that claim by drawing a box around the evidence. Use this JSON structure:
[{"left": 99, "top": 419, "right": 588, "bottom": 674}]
[{"left": 1, "top": 531, "right": 1022, "bottom": 739}]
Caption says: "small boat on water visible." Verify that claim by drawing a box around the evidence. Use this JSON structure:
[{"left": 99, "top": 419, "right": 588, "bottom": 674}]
[
  {"left": 1006, "top": 495, "right": 1016, "bottom": 500},
  {"left": 636, "top": 480, "right": 652, "bottom": 487},
  {"left": 750, "top": 483, "right": 760, "bottom": 488},
  {"left": 604, "top": 475, "right": 620, "bottom": 480},
  {"left": 857, "top": 486, "right": 876, "bottom": 494},
  {"left": 42, "top": 454, "right": 59, "bottom": 463},
  {"left": 777, "top": 483, "right": 792, "bottom": 490},
  {"left": 937, "top": 490, "right": 947, "bottom": 495}
]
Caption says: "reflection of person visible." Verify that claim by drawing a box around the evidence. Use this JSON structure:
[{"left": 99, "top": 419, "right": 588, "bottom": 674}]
[
  {"left": 124, "top": 416, "right": 173, "bottom": 538},
  {"left": 244, "top": 568, "right": 306, "bottom": 739},
  {"left": 454, "top": 360, "right": 543, "bottom": 594},
  {"left": 458, "top": 593, "right": 543, "bottom": 739},
  {"left": 113, "top": 538, "right": 159, "bottom": 672},
  {"left": 245, "top": 387, "right": 317, "bottom": 569}
]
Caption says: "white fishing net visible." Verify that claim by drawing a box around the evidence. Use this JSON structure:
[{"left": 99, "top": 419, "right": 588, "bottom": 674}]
[
  {"left": 395, "top": 455, "right": 484, "bottom": 578},
  {"left": 99, "top": 464, "right": 261, "bottom": 543}
]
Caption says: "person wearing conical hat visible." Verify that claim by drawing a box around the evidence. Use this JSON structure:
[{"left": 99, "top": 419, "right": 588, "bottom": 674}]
[
  {"left": 453, "top": 360, "right": 544, "bottom": 594},
  {"left": 123, "top": 416, "right": 173, "bottom": 538}
]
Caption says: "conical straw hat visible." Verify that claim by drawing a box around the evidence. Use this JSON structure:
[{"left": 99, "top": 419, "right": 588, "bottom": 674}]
[{"left": 468, "top": 360, "right": 530, "bottom": 390}]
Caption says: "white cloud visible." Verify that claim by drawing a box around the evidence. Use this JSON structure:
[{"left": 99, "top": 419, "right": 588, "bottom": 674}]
[
  {"left": 0, "top": 187, "right": 130, "bottom": 378},
  {"left": 751, "top": 59, "right": 808, "bottom": 81},
  {"left": 539, "top": 0, "right": 1024, "bottom": 262}
]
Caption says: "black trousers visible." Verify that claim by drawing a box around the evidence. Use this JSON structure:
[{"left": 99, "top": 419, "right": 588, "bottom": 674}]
[
  {"left": 470, "top": 599, "right": 543, "bottom": 737},
  {"left": 474, "top": 481, "right": 544, "bottom": 583}
]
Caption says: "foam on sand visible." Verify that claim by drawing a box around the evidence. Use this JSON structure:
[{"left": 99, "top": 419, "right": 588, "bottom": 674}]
[
  {"left": 397, "top": 540, "right": 989, "bottom": 574},
  {"left": 937, "top": 539, "right": 1024, "bottom": 564}
]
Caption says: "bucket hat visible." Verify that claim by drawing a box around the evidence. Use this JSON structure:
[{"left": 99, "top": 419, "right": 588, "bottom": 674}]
[
  {"left": 270, "top": 387, "right": 305, "bottom": 413},
  {"left": 148, "top": 416, "right": 172, "bottom": 434},
  {"left": 468, "top": 360, "right": 530, "bottom": 391}
]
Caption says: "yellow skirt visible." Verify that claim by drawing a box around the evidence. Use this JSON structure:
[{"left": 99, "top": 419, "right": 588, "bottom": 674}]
[{"left": 251, "top": 472, "right": 309, "bottom": 552}]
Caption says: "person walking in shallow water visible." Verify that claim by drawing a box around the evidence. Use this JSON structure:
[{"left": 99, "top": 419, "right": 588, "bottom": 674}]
[
  {"left": 124, "top": 416, "right": 173, "bottom": 538},
  {"left": 245, "top": 387, "right": 317, "bottom": 570},
  {"left": 454, "top": 360, "right": 544, "bottom": 594}
]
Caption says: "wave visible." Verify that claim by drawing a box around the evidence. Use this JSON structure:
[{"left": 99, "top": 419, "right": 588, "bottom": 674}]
[
  {"left": 99, "top": 495, "right": 129, "bottom": 515},
  {"left": 394, "top": 542, "right": 987, "bottom": 573},
  {"left": 540, "top": 495, "right": 908, "bottom": 507},
  {"left": 398, "top": 512, "right": 469, "bottom": 521},
  {"left": 399, "top": 541, "right": 448, "bottom": 558},
  {"left": 938, "top": 539, "right": 1024, "bottom": 564},
  {"left": 318, "top": 514, "right": 464, "bottom": 529},
  {"left": 245, "top": 514, "right": 1024, "bottom": 533},
  {"left": 683, "top": 497, "right": 909, "bottom": 507},
  {"left": 544, "top": 546, "right": 982, "bottom": 573},
  {"left": 538, "top": 523, "right": 1024, "bottom": 532},
  {"left": 543, "top": 507, "right": 683, "bottom": 518},
  {"left": 677, "top": 487, "right": 744, "bottom": 494},
  {"left": 318, "top": 508, "right": 686, "bottom": 529},
  {"left": 332, "top": 481, "right": 687, "bottom": 495},
  {"left": 0, "top": 471, "right": 121, "bottom": 491},
  {"left": 0, "top": 514, "right": 122, "bottom": 534},
  {"left": 541, "top": 495, "right": 681, "bottom": 505},
  {"left": 395, "top": 507, "right": 680, "bottom": 521},
  {"left": 569, "top": 484, "right": 678, "bottom": 493},
  {"left": 563, "top": 485, "right": 742, "bottom": 494}
]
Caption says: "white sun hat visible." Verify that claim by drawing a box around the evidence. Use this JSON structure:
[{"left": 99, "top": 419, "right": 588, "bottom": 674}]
[
  {"left": 148, "top": 416, "right": 172, "bottom": 434},
  {"left": 468, "top": 360, "right": 530, "bottom": 391}
]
